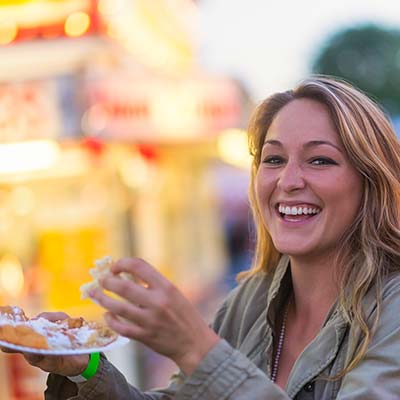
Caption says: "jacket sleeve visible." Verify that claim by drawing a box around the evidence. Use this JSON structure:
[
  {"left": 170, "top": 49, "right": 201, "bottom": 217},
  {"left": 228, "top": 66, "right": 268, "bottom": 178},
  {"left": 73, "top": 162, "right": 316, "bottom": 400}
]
[
  {"left": 45, "top": 277, "right": 291, "bottom": 400},
  {"left": 45, "top": 341, "right": 291, "bottom": 400},
  {"left": 335, "top": 276, "right": 400, "bottom": 399},
  {"left": 45, "top": 354, "right": 180, "bottom": 400},
  {"left": 173, "top": 338, "right": 290, "bottom": 400}
]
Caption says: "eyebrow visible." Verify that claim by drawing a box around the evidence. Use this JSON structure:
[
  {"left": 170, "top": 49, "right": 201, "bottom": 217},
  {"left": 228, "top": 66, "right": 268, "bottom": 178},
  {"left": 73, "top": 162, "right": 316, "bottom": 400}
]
[{"left": 263, "top": 139, "right": 343, "bottom": 153}]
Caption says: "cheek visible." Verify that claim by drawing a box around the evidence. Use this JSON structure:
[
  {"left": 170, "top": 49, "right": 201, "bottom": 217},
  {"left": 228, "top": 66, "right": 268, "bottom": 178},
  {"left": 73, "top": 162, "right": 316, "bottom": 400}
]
[
  {"left": 255, "top": 185, "right": 272, "bottom": 219},
  {"left": 255, "top": 173, "right": 277, "bottom": 229},
  {"left": 329, "top": 175, "right": 363, "bottom": 219},
  {"left": 255, "top": 169, "right": 275, "bottom": 198}
]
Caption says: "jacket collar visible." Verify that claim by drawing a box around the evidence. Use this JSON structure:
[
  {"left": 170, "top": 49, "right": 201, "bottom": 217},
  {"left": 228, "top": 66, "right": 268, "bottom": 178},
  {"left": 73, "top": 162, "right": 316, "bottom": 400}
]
[
  {"left": 264, "top": 255, "right": 348, "bottom": 397},
  {"left": 265, "top": 254, "right": 292, "bottom": 332}
]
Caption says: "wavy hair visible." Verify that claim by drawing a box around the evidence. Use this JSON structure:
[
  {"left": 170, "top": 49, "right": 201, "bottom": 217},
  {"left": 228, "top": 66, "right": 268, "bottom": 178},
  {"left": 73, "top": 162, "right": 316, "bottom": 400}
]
[{"left": 240, "top": 75, "right": 400, "bottom": 376}]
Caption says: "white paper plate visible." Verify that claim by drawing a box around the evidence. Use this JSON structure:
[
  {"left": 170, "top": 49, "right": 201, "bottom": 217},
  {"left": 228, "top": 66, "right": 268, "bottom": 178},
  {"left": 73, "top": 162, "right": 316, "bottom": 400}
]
[{"left": 0, "top": 335, "right": 130, "bottom": 355}]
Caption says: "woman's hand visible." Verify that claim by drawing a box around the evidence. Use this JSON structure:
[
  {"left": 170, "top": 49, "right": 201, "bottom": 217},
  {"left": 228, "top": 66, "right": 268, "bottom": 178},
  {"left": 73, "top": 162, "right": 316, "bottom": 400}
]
[
  {"left": 90, "top": 258, "right": 220, "bottom": 375},
  {"left": 1, "top": 312, "right": 89, "bottom": 377}
]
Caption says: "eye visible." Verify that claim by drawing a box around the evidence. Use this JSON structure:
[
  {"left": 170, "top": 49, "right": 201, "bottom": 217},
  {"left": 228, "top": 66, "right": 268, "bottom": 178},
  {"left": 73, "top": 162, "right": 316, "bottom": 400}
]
[
  {"left": 262, "top": 156, "right": 285, "bottom": 165},
  {"left": 310, "top": 157, "right": 338, "bottom": 166}
]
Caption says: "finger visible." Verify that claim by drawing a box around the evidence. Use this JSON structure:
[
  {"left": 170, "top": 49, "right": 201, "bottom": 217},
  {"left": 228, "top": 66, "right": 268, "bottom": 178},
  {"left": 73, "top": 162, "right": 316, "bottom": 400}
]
[
  {"left": 24, "top": 354, "right": 45, "bottom": 366},
  {"left": 35, "top": 312, "right": 69, "bottom": 322},
  {"left": 90, "top": 288, "right": 148, "bottom": 325},
  {"left": 111, "top": 258, "right": 167, "bottom": 288},
  {"left": 100, "top": 274, "right": 151, "bottom": 306},
  {"left": 104, "top": 312, "right": 146, "bottom": 340}
]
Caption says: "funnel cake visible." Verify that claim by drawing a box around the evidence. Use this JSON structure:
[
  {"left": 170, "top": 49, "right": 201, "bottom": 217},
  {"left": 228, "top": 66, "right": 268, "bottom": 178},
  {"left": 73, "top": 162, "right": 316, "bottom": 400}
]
[
  {"left": 80, "top": 256, "right": 114, "bottom": 299},
  {"left": 0, "top": 306, "right": 117, "bottom": 350},
  {"left": 80, "top": 256, "right": 136, "bottom": 302}
]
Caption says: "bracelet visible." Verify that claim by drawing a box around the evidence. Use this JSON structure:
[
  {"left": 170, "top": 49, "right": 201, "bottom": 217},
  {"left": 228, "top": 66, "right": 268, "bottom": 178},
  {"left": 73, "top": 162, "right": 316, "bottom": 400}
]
[{"left": 81, "top": 352, "right": 100, "bottom": 380}]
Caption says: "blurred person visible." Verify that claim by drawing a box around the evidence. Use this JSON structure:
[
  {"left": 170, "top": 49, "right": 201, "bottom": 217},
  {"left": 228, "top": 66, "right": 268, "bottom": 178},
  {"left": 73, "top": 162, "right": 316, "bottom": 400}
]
[
  {"left": 4, "top": 75, "right": 400, "bottom": 399},
  {"left": 223, "top": 211, "right": 253, "bottom": 288}
]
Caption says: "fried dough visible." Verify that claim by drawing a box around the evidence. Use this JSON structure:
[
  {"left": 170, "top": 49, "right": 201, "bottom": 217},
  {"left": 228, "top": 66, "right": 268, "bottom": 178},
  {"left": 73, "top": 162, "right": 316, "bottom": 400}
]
[{"left": 0, "top": 306, "right": 118, "bottom": 350}]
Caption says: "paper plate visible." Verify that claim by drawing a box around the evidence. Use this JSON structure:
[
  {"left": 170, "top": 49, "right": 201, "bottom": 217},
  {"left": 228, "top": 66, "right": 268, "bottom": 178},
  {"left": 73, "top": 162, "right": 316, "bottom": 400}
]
[{"left": 0, "top": 335, "right": 130, "bottom": 355}]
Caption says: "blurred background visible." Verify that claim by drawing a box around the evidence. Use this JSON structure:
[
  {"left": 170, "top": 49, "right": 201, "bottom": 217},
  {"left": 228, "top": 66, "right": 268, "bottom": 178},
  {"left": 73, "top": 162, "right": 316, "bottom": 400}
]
[{"left": 0, "top": 0, "right": 400, "bottom": 398}]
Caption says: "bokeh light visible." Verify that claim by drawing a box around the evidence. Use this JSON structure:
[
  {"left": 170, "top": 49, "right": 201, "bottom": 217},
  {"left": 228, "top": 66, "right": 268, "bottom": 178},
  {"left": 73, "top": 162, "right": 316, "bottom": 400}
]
[{"left": 64, "top": 11, "right": 90, "bottom": 38}]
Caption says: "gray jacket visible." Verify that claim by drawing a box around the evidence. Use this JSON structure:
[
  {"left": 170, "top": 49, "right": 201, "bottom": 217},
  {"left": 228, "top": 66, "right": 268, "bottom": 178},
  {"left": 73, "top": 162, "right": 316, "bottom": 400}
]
[{"left": 45, "top": 255, "right": 400, "bottom": 399}]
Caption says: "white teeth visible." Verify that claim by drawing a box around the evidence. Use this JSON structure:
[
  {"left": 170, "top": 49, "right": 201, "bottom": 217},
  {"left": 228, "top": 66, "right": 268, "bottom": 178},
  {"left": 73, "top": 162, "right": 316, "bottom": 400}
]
[{"left": 278, "top": 204, "right": 320, "bottom": 216}]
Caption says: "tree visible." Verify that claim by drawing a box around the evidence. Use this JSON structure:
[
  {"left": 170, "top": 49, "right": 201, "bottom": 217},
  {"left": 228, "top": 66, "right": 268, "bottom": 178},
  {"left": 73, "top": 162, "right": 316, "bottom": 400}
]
[{"left": 311, "top": 24, "right": 400, "bottom": 116}]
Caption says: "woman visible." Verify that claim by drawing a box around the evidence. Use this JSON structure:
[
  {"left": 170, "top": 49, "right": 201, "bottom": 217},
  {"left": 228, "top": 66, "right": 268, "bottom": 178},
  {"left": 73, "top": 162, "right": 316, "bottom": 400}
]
[{"left": 9, "top": 76, "right": 400, "bottom": 399}]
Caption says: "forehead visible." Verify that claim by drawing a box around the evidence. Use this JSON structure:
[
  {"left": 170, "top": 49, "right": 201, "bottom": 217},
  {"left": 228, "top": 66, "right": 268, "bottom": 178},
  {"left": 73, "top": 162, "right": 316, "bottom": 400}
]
[{"left": 266, "top": 98, "right": 340, "bottom": 144}]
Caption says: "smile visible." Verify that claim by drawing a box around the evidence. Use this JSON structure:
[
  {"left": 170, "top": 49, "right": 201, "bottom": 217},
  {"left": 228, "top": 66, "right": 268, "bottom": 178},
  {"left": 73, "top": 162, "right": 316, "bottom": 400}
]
[
  {"left": 278, "top": 204, "right": 321, "bottom": 215},
  {"left": 276, "top": 203, "right": 322, "bottom": 223}
]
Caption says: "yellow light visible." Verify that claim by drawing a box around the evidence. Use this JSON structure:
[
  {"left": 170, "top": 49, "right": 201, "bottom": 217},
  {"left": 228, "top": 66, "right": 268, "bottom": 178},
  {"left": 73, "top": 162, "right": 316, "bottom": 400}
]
[
  {"left": 0, "top": 19, "right": 17, "bottom": 45},
  {"left": 0, "top": 140, "right": 60, "bottom": 174},
  {"left": 217, "top": 129, "right": 252, "bottom": 170},
  {"left": 0, "top": 254, "right": 24, "bottom": 299},
  {"left": 64, "top": 11, "right": 90, "bottom": 38},
  {"left": 0, "top": 1, "right": 30, "bottom": 5}
]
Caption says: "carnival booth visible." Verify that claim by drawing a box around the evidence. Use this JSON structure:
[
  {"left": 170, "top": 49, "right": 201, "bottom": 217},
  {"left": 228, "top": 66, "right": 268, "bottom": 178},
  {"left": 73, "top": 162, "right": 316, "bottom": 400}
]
[{"left": 0, "top": 1, "right": 251, "bottom": 398}]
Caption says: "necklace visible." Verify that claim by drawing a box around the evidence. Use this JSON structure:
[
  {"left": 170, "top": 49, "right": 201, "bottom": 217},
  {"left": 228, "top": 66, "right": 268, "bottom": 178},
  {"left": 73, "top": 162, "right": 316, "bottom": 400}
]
[{"left": 270, "top": 300, "right": 290, "bottom": 383}]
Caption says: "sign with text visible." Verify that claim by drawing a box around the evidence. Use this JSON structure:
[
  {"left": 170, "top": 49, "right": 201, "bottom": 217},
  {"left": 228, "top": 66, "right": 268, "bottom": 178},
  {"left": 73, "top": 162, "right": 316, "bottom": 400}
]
[{"left": 83, "top": 73, "right": 243, "bottom": 142}]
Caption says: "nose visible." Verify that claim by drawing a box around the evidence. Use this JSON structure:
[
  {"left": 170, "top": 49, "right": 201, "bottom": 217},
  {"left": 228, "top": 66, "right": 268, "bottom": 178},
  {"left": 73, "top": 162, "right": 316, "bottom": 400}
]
[{"left": 277, "top": 161, "right": 306, "bottom": 192}]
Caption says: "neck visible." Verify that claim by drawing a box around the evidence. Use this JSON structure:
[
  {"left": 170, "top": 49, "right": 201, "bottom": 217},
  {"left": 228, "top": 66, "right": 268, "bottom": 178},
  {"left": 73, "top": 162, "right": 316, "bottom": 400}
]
[{"left": 288, "top": 253, "right": 339, "bottom": 319}]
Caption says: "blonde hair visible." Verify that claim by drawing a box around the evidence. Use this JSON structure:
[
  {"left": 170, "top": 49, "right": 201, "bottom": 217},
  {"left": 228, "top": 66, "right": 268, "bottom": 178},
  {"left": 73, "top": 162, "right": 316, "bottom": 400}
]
[{"left": 241, "top": 75, "right": 400, "bottom": 376}]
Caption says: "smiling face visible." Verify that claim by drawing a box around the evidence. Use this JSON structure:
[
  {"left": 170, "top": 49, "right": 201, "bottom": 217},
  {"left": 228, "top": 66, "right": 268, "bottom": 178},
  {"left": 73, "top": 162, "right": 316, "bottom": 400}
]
[{"left": 255, "top": 98, "right": 363, "bottom": 261}]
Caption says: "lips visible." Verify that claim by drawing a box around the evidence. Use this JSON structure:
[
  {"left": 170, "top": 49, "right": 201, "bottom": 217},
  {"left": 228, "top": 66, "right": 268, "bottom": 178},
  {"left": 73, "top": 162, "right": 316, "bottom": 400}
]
[
  {"left": 275, "top": 202, "right": 322, "bottom": 223},
  {"left": 278, "top": 204, "right": 321, "bottom": 216}
]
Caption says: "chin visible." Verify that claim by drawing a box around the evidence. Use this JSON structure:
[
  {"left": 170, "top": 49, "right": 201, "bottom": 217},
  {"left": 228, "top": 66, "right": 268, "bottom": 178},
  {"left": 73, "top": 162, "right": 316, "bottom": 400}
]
[{"left": 273, "top": 240, "right": 316, "bottom": 257}]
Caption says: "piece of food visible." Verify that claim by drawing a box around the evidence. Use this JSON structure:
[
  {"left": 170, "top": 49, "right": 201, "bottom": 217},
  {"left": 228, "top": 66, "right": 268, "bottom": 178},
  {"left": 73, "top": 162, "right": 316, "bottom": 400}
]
[
  {"left": 0, "top": 306, "right": 118, "bottom": 350},
  {"left": 80, "top": 256, "right": 114, "bottom": 299}
]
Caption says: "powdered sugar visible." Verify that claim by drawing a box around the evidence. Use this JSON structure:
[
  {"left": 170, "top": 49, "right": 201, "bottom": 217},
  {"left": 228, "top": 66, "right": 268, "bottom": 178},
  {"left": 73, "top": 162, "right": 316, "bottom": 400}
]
[
  {"left": 28, "top": 317, "right": 58, "bottom": 334},
  {"left": 73, "top": 326, "right": 95, "bottom": 345},
  {"left": 0, "top": 306, "right": 117, "bottom": 350},
  {"left": 0, "top": 315, "right": 15, "bottom": 326}
]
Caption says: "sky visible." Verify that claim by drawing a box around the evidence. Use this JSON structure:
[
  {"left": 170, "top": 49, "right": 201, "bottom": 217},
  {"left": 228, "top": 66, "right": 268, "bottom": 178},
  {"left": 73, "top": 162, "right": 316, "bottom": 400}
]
[{"left": 197, "top": 0, "right": 400, "bottom": 101}]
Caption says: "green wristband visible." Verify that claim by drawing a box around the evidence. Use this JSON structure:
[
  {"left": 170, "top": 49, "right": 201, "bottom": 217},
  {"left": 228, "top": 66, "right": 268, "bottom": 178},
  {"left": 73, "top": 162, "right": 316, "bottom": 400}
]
[{"left": 81, "top": 352, "right": 100, "bottom": 380}]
